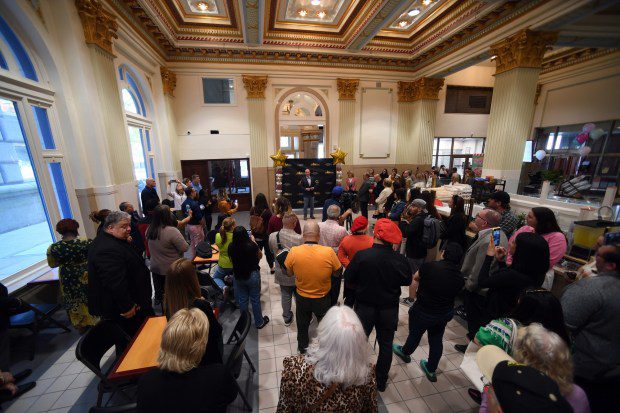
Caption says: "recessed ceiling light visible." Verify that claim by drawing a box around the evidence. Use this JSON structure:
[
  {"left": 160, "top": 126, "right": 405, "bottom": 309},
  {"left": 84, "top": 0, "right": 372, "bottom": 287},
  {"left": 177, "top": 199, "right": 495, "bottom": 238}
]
[
  {"left": 490, "top": 55, "right": 497, "bottom": 60},
  {"left": 398, "top": 20, "right": 408, "bottom": 28},
  {"left": 423, "top": 0, "right": 432, "bottom": 6},
  {"left": 408, "top": 9, "right": 420, "bottom": 16},
  {"left": 311, "top": 0, "right": 321, "bottom": 5},
  {"left": 317, "top": 10, "right": 326, "bottom": 19},
  {"left": 196, "top": 1, "right": 208, "bottom": 11},
  {"left": 298, "top": 9, "right": 308, "bottom": 17}
]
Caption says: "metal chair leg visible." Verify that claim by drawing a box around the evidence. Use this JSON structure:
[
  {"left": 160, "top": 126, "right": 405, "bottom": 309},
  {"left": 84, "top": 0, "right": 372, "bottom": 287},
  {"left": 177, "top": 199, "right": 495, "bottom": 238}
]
[
  {"left": 235, "top": 381, "right": 252, "bottom": 411},
  {"left": 243, "top": 350, "right": 256, "bottom": 373}
]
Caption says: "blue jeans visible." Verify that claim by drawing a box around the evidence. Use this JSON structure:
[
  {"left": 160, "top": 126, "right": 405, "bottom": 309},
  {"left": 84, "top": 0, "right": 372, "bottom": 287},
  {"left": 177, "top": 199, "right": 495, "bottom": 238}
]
[
  {"left": 303, "top": 196, "right": 314, "bottom": 218},
  {"left": 402, "top": 305, "right": 453, "bottom": 372},
  {"left": 233, "top": 270, "right": 264, "bottom": 327},
  {"left": 212, "top": 266, "right": 233, "bottom": 290}
]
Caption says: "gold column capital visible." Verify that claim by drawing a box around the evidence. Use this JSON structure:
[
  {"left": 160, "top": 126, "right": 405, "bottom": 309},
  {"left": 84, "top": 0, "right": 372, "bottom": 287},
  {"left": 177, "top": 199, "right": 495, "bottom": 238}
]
[
  {"left": 491, "top": 29, "right": 558, "bottom": 75},
  {"left": 242, "top": 75, "right": 268, "bottom": 99},
  {"left": 161, "top": 67, "right": 177, "bottom": 97},
  {"left": 75, "top": 0, "right": 118, "bottom": 56},
  {"left": 413, "top": 77, "right": 444, "bottom": 101},
  {"left": 397, "top": 81, "right": 417, "bottom": 102},
  {"left": 336, "top": 78, "right": 359, "bottom": 100}
]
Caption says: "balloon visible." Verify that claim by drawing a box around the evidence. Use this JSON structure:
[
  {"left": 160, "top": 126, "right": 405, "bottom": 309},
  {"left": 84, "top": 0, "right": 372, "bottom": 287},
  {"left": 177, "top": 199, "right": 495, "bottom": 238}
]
[
  {"left": 578, "top": 146, "right": 591, "bottom": 156},
  {"left": 582, "top": 123, "right": 596, "bottom": 133},
  {"left": 589, "top": 128, "right": 605, "bottom": 141},
  {"left": 535, "top": 150, "right": 546, "bottom": 161},
  {"left": 576, "top": 132, "right": 589, "bottom": 144}
]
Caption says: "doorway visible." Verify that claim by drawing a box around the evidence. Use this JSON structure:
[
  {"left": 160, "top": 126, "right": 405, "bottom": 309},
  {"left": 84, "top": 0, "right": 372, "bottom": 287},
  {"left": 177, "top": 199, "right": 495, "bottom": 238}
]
[{"left": 180, "top": 158, "right": 252, "bottom": 211}]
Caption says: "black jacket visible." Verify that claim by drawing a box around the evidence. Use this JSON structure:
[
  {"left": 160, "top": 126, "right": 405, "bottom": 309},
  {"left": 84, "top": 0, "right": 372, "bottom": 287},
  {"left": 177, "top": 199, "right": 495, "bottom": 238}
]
[
  {"left": 87, "top": 232, "right": 153, "bottom": 318},
  {"left": 358, "top": 180, "right": 371, "bottom": 203},
  {"left": 137, "top": 364, "right": 238, "bottom": 413},
  {"left": 442, "top": 213, "right": 467, "bottom": 248},
  {"left": 0, "top": 283, "right": 20, "bottom": 333},
  {"left": 415, "top": 261, "right": 464, "bottom": 314},
  {"left": 345, "top": 243, "right": 412, "bottom": 308},
  {"left": 405, "top": 213, "right": 427, "bottom": 259},
  {"left": 298, "top": 175, "right": 315, "bottom": 197},
  {"left": 140, "top": 186, "right": 160, "bottom": 213}
]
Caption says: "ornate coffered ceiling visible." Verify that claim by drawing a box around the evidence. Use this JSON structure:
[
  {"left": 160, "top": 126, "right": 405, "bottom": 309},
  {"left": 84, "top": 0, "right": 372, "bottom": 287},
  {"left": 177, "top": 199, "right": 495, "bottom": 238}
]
[{"left": 108, "top": 0, "right": 620, "bottom": 72}]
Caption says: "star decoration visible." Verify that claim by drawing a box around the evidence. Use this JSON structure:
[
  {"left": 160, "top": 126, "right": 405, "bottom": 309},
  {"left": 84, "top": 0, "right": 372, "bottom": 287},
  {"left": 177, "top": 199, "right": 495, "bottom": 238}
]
[
  {"left": 330, "top": 147, "right": 347, "bottom": 164},
  {"left": 270, "top": 149, "right": 287, "bottom": 167}
]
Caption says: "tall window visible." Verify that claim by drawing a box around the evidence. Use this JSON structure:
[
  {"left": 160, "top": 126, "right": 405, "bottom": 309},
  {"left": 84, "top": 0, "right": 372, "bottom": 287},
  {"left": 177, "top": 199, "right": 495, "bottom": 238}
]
[
  {"left": 432, "top": 137, "right": 486, "bottom": 177},
  {"left": 118, "top": 66, "right": 155, "bottom": 201},
  {"left": 0, "top": 16, "right": 73, "bottom": 286}
]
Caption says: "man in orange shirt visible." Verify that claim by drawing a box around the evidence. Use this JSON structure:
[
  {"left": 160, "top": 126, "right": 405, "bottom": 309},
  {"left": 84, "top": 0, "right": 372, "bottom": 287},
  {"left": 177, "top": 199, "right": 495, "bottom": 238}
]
[
  {"left": 338, "top": 216, "right": 373, "bottom": 307},
  {"left": 285, "top": 221, "right": 342, "bottom": 353}
]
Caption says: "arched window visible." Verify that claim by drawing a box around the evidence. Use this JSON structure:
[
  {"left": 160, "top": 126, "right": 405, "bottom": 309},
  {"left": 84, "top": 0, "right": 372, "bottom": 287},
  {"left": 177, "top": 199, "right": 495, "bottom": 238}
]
[
  {"left": 118, "top": 65, "right": 155, "bottom": 203},
  {"left": 0, "top": 15, "right": 74, "bottom": 286}
]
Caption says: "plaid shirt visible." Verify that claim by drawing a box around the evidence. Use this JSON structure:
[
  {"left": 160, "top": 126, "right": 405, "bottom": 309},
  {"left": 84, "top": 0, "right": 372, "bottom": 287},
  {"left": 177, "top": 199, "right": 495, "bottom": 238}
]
[
  {"left": 500, "top": 210, "right": 519, "bottom": 238},
  {"left": 318, "top": 220, "right": 348, "bottom": 252}
]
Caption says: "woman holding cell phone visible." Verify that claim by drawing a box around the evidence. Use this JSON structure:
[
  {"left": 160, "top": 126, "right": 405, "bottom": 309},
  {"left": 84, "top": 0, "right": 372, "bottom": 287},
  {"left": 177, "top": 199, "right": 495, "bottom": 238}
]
[{"left": 476, "top": 231, "right": 550, "bottom": 324}]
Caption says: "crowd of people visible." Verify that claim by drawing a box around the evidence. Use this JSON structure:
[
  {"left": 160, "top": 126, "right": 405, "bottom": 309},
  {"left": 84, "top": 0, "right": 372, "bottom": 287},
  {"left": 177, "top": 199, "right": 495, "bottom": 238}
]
[{"left": 1, "top": 168, "right": 618, "bottom": 413}]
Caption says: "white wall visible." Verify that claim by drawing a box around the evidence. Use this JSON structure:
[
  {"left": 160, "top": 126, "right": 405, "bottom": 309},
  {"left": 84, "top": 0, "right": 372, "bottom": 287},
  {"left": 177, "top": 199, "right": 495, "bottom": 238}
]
[
  {"left": 534, "top": 53, "right": 620, "bottom": 128},
  {"left": 435, "top": 64, "right": 496, "bottom": 138}
]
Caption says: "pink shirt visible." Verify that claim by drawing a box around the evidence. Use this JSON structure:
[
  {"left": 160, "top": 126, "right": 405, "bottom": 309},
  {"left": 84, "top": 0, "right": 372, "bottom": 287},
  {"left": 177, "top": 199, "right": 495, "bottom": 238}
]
[{"left": 507, "top": 225, "right": 567, "bottom": 269}]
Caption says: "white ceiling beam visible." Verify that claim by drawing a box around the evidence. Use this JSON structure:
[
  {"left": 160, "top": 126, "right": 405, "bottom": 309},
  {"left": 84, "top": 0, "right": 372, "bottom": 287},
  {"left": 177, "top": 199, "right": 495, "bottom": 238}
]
[
  {"left": 347, "top": 0, "right": 412, "bottom": 51},
  {"left": 238, "top": 0, "right": 264, "bottom": 47}
]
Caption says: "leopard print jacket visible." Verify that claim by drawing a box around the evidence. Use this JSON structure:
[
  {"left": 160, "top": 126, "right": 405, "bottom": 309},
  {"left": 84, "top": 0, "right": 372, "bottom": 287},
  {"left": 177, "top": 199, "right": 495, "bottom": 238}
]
[{"left": 276, "top": 355, "right": 378, "bottom": 413}]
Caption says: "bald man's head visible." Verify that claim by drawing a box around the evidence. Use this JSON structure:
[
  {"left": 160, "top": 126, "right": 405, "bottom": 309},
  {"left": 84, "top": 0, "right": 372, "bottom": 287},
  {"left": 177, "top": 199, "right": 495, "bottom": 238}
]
[
  {"left": 303, "top": 221, "right": 320, "bottom": 243},
  {"left": 146, "top": 178, "right": 156, "bottom": 188}
]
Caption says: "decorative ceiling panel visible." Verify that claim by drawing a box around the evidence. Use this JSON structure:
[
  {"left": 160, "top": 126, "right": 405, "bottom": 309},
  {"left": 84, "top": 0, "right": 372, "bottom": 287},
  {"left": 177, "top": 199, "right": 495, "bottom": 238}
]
[{"left": 282, "top": 0, "right": 348, "bottom": 25}]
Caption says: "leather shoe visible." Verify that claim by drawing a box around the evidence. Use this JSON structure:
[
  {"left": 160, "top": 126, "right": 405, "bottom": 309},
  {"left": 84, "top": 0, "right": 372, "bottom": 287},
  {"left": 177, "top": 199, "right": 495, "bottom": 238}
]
[
  {"left": 12, "top": 369, "right": 32, "bottom": 384},
  {"left": 454, "top": 344, "right": 468, "bottom": 354}
]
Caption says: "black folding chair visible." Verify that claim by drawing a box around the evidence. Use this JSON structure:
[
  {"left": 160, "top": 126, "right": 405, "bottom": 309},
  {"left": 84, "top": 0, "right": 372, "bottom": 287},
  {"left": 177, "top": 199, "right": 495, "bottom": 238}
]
[
  {"left": 9, "top": 302, "right": 70, "bottom": 360},
  {"left": 76, "top": 321, "right": 136, "bottom": 407},
  {"left": 224, "top": 310, "right": 255, "bottom": 411}
]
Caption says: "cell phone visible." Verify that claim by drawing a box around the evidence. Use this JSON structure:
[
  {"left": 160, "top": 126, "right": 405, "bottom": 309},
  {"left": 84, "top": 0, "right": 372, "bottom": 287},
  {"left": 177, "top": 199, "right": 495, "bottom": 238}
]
[
  {"left": 234, "top": 199, "right": 238, "bottom": 205},
  {"left": 604, "top": 232, "right": 620, "bottom": 245},
  {"left": 492, "top": 227, "right": 502, "bottom": 246},
  {"left": 247, "top": 229, "right": 252, "bottom": 236}
]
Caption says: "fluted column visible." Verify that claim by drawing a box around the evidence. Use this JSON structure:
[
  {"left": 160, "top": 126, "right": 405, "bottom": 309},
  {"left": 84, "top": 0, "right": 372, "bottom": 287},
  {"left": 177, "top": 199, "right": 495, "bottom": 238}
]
[
  {"left": 395, "top": 82, "right": 415, "bottom": 165},
  {"left": 161, "top": 67, "right": 180, "bottom": 172},
  {"left": 336, "top": 78, "right": 359, "bottom": 159},
  {"left": 414, "top": 99, "right": 440, "bottom": 165},
  {"left": 483, "top": 29, "right": 557, "bottom": 192},
  {"left": 76, "top": 0, "right": 134, "bottom": 196},
  {"left": 242, "top": 75, "right": 269, "bottom": 198}
]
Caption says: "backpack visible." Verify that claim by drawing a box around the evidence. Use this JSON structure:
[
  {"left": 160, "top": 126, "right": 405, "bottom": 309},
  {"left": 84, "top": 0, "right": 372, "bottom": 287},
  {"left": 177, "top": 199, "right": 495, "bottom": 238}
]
[
  {"left": 274, "top": 231, "right": 290, "bottom": 272},
  {"left": 249, "top": 210, "right": 265, "bottom": 236},
  {"left": 422, "top": 216, "right": 443, "bottom": 248},
  {"left": 196, "top": 241, "right": 216, "bottom": 259}
]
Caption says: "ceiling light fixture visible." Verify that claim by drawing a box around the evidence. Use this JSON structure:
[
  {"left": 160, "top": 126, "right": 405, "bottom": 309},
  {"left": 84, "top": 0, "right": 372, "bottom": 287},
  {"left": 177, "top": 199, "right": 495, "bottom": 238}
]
[
  {"left": 408, "top": 8, "right": 420, "bottom": 16},
  {"left": 398, "top": 20, "right": 408, "bottom": 28},
  {"left": 196, "top": 1, "right": 208, "bottom": 11},
  {"left": 422, "top": 0, "right": 432, "bottom": 6},
  {"left": 311, "top": 0, "right": 321, "bottom": 5},
  {"left": 317, "top": 10, "right": 326, "bottom": 19},
  {"left": 298, "top": 9, "right": 308, "bottom": 17},
  {"left": 490, "top": 55, "right": 497, "bottom": 60}
]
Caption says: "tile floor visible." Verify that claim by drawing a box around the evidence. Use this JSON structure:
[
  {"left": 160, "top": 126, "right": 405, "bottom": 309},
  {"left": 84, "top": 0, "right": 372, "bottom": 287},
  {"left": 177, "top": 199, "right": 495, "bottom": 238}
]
[{"left": 3, "top": 211, "right": 478, "bottom": 412}]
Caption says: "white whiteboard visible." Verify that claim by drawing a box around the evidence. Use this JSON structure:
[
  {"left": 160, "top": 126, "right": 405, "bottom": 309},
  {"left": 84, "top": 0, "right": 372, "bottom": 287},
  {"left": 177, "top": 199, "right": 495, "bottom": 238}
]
[{"left": 359, "top": 88, "right": 393, "bottom": 158}]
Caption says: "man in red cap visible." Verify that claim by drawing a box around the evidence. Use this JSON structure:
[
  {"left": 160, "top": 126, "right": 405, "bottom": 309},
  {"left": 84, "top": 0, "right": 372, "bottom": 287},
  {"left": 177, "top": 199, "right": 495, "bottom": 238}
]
[
  {"left": 338, "top": 216, "right": 373, "bottom": 307},
  {"left": 344, "top": 218, "right": 413, "bottom": 392}
]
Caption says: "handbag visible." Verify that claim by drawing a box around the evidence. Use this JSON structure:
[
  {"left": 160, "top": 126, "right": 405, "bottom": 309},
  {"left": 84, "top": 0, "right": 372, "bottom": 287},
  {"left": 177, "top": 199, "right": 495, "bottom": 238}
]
[
  {"left": 301, "top": 380, "right": 339, "bottom": 413},
  {"left": 274, "top": 231, "right": 290, "bottom": 270},
  {"left": 196, "top": 241, "right": 216, "bottom": 259}
]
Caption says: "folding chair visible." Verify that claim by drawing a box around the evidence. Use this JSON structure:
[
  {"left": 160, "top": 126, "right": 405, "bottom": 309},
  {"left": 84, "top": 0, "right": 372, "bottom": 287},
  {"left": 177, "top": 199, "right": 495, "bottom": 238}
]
[
  {"left": 223, "top": 310, "right": 255, "bottom": 411},
  {"left": 10, "top": 301, "right": 70, "bottom": 360}
]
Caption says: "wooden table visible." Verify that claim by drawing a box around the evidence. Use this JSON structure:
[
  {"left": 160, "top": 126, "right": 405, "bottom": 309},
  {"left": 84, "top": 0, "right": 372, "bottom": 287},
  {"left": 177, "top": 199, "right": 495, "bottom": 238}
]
[
  {"left": 108, "top": 316, "right": 167, "bottom": 381},
  {"left": 192, "top": 245, "right": 220, "bottom": 265}
]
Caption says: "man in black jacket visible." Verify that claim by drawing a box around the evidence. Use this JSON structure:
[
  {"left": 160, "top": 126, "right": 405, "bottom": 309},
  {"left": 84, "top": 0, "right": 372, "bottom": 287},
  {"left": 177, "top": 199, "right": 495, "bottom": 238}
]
[
  {"left": 88, "top": 211, "right": 154, "bottom": 337},
  {"left": 345, "top": 219, "right": 412, "bottom": 392},
  {"left": 402, "top": 199, "right": 428, "bottom": 307},
  {"left": 357, "top": 173, "right": 371, "bottom": 219},
  {"left": 119, "top": 201, "right": 145, "bottom": 256},
  {"left": 140, "top": 178, "right": 159, "bottom": 214},
  {"left": 298, "top": 169, "right": 315, "bottom": 220}
]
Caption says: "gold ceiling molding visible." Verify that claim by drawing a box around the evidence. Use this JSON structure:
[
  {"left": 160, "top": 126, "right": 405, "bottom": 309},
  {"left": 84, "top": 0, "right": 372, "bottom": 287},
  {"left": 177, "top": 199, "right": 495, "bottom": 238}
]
[
  {"left": 75, "top": 0, "right": 119, "bottom": 56},
  {"left": 490, "top": 29, "right": 558, "bottom": 75},
  {"left": 397, "top": 81, "right": 416, "bottom": 103},
  {"left": 242, "top": 75, "right": 268, "bottom": 99},
  {"left": 540, "top": 48, "right": 618, "bottom": 74},
  {"left": 412, "top": 77, "right": 444, "bottom": 100},
  {"left": 160, "top": 67, "right": 177, "bottom": 97},
  {"left": 336, "top": 78, "right": 359, "bottom": 100}
]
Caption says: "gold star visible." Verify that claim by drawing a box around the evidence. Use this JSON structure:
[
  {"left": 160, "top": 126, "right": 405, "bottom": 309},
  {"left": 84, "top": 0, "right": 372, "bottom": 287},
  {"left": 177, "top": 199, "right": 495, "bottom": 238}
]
[
  {"left": 330, "top": 147, "right": 347, "bottom": 164},
  {"left": 270, "top": 149, "right": 287, "bottom": 167}
]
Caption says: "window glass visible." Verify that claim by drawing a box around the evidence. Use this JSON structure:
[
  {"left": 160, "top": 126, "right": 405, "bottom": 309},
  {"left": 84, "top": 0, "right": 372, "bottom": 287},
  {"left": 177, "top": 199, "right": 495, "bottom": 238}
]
[
  {"left": 149, "top": 157, "right": 155, "bottom": 179},
  {"left": 128, "top": 126, "right": 147, "bottom": 193},
  {"left": 122, "top": 88, "right": 138, "bottom": 114},
  {"left": 145, "top": 129, "right": 151, "bottom": 152},
  {"left": 0, "top": 15, "right": 38, "bottom": 81},
  {"left": 240, "top": 160, "right": 249, "bottom": 178},
  {"left": 280, "top": 136, "right": 290, "bottom": 148},
  {"left": 453, "top": 138, "right": 483, "bottom": 154},
  {"left": 31, "top": 106, "right": 55, "bottom": 150},
  {"left": 0, "top": 98, "right": 53, "bottom": 281},
  {"left": 0, "top": 49, "right": 7, "bottom": 70},
  {"left": 202, "top": 78, "right": 235, "bottom": 104},
  {"left": 437, "top": 155, "right": 450, "bottom": 169},
  {"left": 437, "top": 138, "right": 452, "bottom": 155},
  {"left": 48, "top": 162, "right": 72, "bottom": 219},
  {"left": 433, "top": 138, "right": 438, "bottom": 154}
]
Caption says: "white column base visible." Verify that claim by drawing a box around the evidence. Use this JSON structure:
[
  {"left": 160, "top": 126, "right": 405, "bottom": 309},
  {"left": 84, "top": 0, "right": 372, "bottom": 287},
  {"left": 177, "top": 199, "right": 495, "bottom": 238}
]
[{"left": 481, "top": 168, "right": 521, "bottom": 193}]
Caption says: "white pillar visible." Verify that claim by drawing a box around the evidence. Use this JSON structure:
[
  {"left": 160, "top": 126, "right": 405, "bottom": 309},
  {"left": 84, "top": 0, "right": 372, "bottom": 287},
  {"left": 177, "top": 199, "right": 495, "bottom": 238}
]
[
  {"left": 482, "top": 29, "right": 557, "bottom": 193},
  {"left": 242, "top": 75, "right": 269, "bottom": 199},
  {"left": 336, "top": 78, "right": 359, "bottom": 159}
]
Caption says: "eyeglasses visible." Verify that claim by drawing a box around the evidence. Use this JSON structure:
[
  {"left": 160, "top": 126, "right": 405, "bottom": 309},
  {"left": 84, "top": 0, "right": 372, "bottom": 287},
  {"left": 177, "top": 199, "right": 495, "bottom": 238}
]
[{"left": 475, "top": 213, "right": 488, "bottom": 224}]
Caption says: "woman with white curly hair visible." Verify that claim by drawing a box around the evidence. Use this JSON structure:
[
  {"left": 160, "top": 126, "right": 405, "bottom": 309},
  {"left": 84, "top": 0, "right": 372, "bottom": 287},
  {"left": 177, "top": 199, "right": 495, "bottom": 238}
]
[
  {"left": 512, "top": 323, "right": 591, "bottom": 413},
  {"left": 276, "top": 305, "right": 378, "bottom": 412}
]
